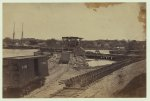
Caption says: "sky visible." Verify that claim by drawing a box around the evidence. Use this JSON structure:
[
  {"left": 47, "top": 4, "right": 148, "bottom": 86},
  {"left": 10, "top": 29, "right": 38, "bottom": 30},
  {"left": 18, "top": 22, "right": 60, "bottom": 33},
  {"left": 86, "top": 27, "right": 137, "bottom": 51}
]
[{"left": 3, "top": 3, "right": 146, "bottom": 41}]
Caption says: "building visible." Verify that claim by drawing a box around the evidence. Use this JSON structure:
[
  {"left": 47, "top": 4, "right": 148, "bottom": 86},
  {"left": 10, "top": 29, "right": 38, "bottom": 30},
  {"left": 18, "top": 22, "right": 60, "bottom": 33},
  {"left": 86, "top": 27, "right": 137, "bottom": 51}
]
[{"left": 3, "top": 55, "right": 49, "bottom": 90}]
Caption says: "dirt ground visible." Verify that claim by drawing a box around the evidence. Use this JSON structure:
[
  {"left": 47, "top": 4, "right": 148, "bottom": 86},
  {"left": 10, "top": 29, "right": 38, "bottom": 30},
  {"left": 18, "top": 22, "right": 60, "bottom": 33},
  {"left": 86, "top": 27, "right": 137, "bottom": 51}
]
[
  {"left": 24, "top": 53, "right": 146, "bottom": 98},
  {"left": 24, "top": 53, "right": 93, "bottom": 98}
]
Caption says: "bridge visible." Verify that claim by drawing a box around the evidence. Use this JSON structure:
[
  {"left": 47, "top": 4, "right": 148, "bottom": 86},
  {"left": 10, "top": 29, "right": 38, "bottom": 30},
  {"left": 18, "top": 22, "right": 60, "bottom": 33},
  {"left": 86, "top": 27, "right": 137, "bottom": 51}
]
[{"left": 85, "top": 53, "right": 142, "bottom": 61}]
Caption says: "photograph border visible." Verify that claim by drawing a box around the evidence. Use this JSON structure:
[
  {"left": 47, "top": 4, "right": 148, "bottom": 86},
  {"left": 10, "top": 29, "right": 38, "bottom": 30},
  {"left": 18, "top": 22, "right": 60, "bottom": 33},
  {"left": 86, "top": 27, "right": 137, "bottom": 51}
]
[{"left": 0, "top": 0, "right": 149, "bottom": 101}]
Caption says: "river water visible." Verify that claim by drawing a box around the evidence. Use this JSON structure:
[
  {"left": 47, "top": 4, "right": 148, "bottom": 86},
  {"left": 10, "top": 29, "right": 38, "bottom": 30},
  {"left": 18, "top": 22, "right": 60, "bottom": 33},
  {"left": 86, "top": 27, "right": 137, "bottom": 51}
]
[
  {"left": 3, "top": 49, "right": 114, "bottom": 67},
  {"left": 85, "top": 50, "right": 110, "bottom": 54},
  {"left": 3, "top": 49, "right": 38, "bottom": 58},
  {"left": 85, "top": 50, "right": 115, "bottom": 67},
  {"left": 87, "top": 59, "right": 115, "bottom": 67}
]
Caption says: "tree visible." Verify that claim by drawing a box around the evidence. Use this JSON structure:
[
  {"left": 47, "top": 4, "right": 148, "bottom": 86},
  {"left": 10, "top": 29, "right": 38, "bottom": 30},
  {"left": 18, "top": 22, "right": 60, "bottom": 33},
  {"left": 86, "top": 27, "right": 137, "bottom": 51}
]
[
  {"left": 46, "top": 39, "right": 57, "bottom": 48},
  {"left": 29, "top": 39, "right": 38, "bottom": 45},
  {"left": 3, "top": 37, "right": 13, "bottom": 44},
  {"left": 127, "top": 40, "right": 137, "bottom": 50}
]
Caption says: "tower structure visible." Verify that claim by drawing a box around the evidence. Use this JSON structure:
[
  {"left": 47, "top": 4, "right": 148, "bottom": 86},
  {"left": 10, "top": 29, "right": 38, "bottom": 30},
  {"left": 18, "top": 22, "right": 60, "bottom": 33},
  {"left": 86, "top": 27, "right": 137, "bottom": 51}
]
[{"left": 62, "top": 36, "right": 83, "bottom": 51}]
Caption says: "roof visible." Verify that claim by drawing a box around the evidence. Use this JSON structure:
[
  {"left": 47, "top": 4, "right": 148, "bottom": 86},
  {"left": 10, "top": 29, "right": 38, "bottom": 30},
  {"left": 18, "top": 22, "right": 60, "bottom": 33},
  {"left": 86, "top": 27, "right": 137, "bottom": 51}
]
[
  {"left": 62, "top": 36, "right": 83, "bottom": 39},
  {"left": 3, "top": 55, "right": 47, "bottom": 60}
]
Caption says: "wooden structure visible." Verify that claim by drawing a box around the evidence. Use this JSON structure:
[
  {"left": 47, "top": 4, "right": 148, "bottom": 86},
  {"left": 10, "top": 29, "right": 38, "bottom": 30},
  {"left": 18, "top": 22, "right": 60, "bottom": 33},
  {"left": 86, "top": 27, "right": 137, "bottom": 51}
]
[
  {"left": 59, "top": 51, "right": 70, "bottom": 64},
  {"left": 73, "top": 46, "right": 85, "bottom": 57},
  {"left": 62, "top": 37, "right": 83, "bottom": 50},
  {"left": 3, "top": 55, "right": 49, "bottom": 97},
  {"left": 63, "top": 58, "right": 143, "bottom": 88}
]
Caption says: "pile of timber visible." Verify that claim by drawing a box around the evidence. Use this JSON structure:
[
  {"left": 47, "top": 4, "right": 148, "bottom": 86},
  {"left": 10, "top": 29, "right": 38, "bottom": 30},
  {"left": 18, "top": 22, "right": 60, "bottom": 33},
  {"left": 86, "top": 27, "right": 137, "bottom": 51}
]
[{"left": 63, "top": 57, "right": 144, "bottom": 88}]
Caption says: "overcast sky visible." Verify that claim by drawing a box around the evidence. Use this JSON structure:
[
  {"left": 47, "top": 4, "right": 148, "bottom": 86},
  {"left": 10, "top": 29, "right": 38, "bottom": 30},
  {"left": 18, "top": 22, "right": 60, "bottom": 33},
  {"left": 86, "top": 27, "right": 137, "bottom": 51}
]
[{"left": 3, "top": 3, "right": 146, "bottom": 41}]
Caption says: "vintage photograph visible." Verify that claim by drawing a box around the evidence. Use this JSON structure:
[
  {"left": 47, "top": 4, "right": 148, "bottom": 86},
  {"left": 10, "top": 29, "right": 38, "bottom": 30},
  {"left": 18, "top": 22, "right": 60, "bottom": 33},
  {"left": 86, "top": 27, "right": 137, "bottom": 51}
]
[{"left": 3, "top": 3, "right": 146, "bottom": 98}]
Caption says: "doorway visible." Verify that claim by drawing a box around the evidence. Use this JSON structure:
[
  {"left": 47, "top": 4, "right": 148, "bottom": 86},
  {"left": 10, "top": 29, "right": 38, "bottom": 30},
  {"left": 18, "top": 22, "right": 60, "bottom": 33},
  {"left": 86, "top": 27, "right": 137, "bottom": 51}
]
[{"left": 34, "top": 59, "right": 39, "bottom": 76}]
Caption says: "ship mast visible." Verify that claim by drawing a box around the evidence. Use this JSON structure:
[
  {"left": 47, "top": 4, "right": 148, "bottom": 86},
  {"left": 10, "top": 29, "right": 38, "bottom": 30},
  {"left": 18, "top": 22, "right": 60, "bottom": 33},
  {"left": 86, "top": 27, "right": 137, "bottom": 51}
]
[
  {"left": 21, "top": 23, "right": 24, "bottom": 45},
  {"left": 12, "top": 23, "right": 15, "bottom": 45}
]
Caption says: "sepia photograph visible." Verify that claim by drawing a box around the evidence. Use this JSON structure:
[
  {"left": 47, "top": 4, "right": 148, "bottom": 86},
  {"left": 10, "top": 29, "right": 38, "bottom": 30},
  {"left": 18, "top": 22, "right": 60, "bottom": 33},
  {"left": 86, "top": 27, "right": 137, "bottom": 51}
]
[{"left": 2, "top": 2, "right": 146, "bottom": 98}]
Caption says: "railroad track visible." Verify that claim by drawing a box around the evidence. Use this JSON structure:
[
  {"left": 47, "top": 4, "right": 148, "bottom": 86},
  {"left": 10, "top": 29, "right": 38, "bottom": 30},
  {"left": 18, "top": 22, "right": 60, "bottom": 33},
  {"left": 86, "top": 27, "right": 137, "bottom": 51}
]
[{"left": 50, "top": 58, "right": 144, "bottom": 98}]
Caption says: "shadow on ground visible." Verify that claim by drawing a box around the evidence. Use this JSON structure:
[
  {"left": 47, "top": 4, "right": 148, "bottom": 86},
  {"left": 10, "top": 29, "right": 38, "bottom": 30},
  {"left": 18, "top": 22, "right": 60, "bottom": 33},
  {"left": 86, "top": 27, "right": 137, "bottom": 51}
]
[{"left": 113, "top": 73, "right": 146, "bottom": 97}]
